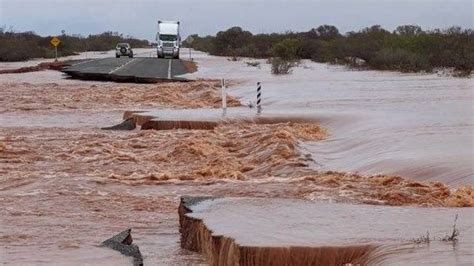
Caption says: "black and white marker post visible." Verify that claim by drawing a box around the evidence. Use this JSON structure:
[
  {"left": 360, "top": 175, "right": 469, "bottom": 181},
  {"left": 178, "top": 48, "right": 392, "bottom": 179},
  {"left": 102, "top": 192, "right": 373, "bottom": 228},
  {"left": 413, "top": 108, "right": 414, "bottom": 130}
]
[{"left": 257, "top": 82, "right": 262, "bottom": 114}]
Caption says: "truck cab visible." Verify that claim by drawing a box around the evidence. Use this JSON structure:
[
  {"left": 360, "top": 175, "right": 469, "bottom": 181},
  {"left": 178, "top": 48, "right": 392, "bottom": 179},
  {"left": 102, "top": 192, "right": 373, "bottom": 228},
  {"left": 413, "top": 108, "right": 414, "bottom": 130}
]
[{"left": 156, "top": 21, "right": 180, "bottom": 59}]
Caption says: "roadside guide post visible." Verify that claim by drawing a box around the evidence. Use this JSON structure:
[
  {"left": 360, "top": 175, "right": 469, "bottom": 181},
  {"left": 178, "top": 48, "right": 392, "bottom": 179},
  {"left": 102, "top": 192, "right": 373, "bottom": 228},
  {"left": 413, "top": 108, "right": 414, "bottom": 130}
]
[
  {"left": 50, "top": 37, "right": 61, "bottom": 62},
  {"left": 221, "top": 79, "right": 227, "bottom": 116},
  {"left": 186, "top": 36, "right": 194, "bottom": 61},
  {"left": 257, "top": 82, "right": 262, "bottom": 114}
]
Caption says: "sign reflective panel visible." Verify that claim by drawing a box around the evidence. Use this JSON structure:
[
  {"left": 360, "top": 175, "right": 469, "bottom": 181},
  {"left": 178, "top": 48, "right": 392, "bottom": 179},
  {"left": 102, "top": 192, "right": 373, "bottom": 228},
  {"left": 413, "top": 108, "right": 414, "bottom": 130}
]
[{"left": 50, "top": 37, "right": 61, "bottom": 47}]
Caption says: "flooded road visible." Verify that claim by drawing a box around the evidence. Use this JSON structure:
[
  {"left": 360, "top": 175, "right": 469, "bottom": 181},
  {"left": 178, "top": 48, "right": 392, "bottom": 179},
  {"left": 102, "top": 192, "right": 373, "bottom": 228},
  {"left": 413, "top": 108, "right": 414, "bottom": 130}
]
[
  {"left": 0, "top": 68, "right": 327, "bottom": 264},
  {"left": 187, "top": 52, "right": 473, "bottom": 185},
  {"left": 1, "top": 50, "right": 473, "bottom": 265}
]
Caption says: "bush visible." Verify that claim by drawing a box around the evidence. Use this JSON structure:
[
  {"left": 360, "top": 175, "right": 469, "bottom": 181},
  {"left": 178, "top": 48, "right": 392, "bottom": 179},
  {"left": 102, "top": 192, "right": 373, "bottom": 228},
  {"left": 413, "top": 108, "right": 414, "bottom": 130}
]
[
  {"left": 271, "top": 39, "right": 300, "bottom": 60},
  {"left": 213, "top": 27, "right": 252, "bottom": 55},
  {"left": 270, "top": 57, "right": 296, "bottom": 75},
  {"left": 246, "top": 61, "right": 261, "bottom": 67},
  {"left": 371, "top": 48, "right": 431, "bottom": 72},
  {"left": 0, "top": 29, "right": 149, "bottom": 62},
  {"left": 187, "top": 24, "right": 473, "bottom": 75}
]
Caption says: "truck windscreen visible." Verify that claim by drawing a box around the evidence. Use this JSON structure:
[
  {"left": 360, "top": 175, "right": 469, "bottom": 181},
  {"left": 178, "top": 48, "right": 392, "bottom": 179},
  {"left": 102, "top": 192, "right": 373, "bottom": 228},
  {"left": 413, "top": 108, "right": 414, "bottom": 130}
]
[{"left": 159, "top": 35, "right": 178, "bottom": 41}]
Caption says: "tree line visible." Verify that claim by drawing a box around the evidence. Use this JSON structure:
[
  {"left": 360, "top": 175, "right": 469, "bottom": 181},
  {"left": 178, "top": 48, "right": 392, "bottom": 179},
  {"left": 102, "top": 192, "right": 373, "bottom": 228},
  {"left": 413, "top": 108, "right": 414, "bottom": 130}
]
[
  {"left": 184, "top": 25, "right": 473, "bottom": 75},
  {"left": 0, "top": 28, "right": 150, "bottom": 61}
]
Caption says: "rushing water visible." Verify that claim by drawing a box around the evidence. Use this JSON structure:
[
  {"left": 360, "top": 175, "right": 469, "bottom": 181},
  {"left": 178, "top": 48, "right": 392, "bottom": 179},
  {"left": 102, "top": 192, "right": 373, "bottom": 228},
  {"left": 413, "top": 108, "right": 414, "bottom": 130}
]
[
  {"left": 186, "top": 51, "right": 473, "bottom": 185},
  {"left": 1, "top": 49, "right": 472, "bottom": 265}
]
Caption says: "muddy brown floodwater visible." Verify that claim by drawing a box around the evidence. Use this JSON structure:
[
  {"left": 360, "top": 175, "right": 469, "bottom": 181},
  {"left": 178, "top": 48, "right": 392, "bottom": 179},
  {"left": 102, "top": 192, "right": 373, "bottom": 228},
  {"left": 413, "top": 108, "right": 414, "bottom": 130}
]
[{"left": 0, "top": 63, "right": 473, "bottom": 265}]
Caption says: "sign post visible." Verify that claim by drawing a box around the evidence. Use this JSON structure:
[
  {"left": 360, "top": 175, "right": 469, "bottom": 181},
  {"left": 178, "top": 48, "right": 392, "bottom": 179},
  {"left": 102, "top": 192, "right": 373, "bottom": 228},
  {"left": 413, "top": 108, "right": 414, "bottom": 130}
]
[
  {"left": 50, "top": 37, "right": 61, "bottom": 62},
  {"left": 221, "top": 79, "right": 227, "bottom": 116},
  {"left": 186, "top": 36, "right": 194, "bottom": 61}
]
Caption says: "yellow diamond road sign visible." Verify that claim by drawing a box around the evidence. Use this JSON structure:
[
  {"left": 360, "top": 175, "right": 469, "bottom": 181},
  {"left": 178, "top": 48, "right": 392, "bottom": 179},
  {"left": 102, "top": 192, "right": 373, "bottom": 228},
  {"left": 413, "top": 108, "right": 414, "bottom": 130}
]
[{"left": 50, "top": 37, "right": 61, "bottom": 47}]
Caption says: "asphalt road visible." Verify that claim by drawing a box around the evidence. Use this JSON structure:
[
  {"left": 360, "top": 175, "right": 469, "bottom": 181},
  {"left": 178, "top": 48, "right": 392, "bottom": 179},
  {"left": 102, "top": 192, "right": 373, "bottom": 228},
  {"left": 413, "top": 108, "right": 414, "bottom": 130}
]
[
  {"left": 62, "top": 57, "right": 190, "bottom": 82},
  {"left": 64, "top": 58, "right": 132, "bottom": 74}
]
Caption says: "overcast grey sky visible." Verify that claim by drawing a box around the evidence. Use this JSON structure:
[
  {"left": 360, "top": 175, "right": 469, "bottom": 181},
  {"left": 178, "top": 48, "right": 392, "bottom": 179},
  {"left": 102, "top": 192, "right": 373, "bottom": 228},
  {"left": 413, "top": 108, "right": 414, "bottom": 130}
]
[{"left": 0, "top": 0, "right": 472, "bottom": 41}]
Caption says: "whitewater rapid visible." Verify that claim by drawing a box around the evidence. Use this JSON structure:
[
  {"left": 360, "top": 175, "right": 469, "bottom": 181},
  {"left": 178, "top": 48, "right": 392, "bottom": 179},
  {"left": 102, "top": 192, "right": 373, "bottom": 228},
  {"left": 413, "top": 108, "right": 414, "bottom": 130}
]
[{"left": 187, "top": 51, "right": 473, "bottom": 185}]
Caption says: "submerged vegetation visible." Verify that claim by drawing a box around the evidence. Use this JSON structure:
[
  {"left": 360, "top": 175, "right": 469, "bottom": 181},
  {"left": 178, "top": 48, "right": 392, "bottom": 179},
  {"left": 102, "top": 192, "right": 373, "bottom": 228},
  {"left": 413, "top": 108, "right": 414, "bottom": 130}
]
[
  {"left": 184, "top": 25, "right": 474, "bottom": 75},
  {"left": 0, "top": 28, "right": 149, "bottom": 61},
  {"left": 413, "top": 214, "right": 461, "bottom": 246},
  {"left": 270, "top": 57, "right": 297, "bottom": 75},
  {"left": 441, "top": 214, "right": 460, "bottom": 244}
]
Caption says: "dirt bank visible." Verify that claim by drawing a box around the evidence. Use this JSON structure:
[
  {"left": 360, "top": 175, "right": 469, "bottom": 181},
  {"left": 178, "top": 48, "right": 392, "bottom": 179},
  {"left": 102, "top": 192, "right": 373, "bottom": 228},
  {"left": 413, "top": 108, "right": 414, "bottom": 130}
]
[{"left": 0, "top": 61, "right": 68, "bottom": 74}]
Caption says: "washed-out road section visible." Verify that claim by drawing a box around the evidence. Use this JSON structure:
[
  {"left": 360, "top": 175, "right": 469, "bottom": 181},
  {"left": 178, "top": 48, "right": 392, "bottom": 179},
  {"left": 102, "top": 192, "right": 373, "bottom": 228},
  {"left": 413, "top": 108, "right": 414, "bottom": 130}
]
[
  {"left": 180, "top": 196, "right": 474, "bottom": 265},
  {"left": 62, "top": 57, "right": 190, "bottom": 83}
]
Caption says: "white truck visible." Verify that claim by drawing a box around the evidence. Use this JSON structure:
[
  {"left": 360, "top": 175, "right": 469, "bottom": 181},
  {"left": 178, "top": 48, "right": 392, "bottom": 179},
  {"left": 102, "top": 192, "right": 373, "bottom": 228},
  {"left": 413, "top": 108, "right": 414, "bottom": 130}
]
[{"left": 156, "top": 21, "right": 180, "bottom": 59}]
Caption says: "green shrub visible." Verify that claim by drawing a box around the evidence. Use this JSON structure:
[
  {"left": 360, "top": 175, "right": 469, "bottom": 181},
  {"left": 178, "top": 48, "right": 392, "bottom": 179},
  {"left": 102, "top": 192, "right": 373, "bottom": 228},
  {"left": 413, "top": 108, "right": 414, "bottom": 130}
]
[
  {"left": 371, "top": 48, "right": 431, "bottom": 72},
  {"left": 186, "top": 24, "right": 473, "bottom": 75},
  {"left": 270, "top": 57, "right": 296, "bottom": 75},
  {"left": 212, "top": 27, "right": 252, "bottom": 55},
  {"left": 271, "top": 39, "right": 300, "bottom": 60}
]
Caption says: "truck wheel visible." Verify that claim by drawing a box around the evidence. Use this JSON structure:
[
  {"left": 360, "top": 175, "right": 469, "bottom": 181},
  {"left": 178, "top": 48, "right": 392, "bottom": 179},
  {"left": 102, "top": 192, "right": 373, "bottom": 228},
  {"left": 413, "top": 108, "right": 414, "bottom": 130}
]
[
  {"left": 174, "top": 55, "right": 180, "bottom": 59},
  {"left": 116, "top": 55, "right": 120, "bottom": 58},
  {"left": 129, "top": 54, "right": 133, "bottom": 58}
]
